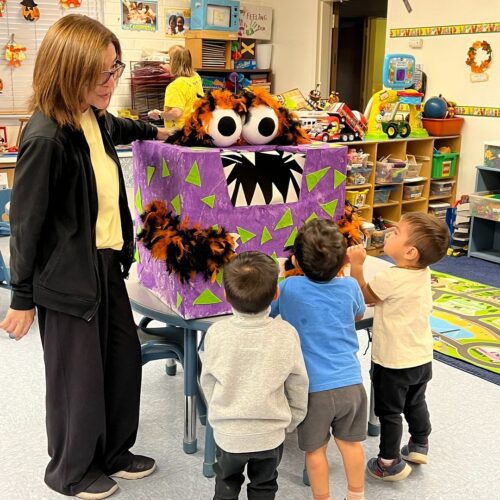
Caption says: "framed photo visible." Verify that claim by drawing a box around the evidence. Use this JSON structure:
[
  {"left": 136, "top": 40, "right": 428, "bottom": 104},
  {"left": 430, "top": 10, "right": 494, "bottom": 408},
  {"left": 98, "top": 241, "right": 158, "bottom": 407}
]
[
  {"left": 121, "top": 1, "right": 158, "bottom": 32},
  {"left": 165, "top": 7, "right": 191, "bottom": 38}
]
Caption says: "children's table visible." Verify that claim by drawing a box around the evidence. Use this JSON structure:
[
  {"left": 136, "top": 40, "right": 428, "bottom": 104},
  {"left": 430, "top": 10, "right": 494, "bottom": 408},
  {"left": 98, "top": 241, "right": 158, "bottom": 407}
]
[{"left": 126, "top": 255, "right": 392, "bottom": 477}]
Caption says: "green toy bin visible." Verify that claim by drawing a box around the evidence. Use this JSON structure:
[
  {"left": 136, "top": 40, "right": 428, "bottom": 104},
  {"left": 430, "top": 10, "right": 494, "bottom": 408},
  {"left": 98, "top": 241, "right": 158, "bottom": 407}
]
[{"left": 431, "top": 152, "right": 459, "bottom": 178}]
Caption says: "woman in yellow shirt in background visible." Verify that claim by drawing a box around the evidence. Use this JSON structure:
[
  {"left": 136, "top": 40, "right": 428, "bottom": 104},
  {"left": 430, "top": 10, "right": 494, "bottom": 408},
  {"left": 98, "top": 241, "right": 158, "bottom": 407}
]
[{"left": 148, "top": 45, "right": 203, "bottom": 130}]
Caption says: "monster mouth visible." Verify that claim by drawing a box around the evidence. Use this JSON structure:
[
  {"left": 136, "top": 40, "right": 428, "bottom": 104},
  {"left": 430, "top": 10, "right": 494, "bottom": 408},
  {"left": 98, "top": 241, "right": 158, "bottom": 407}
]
[{"left": 220, "top": 150, "right": 305, "bottom": 207}]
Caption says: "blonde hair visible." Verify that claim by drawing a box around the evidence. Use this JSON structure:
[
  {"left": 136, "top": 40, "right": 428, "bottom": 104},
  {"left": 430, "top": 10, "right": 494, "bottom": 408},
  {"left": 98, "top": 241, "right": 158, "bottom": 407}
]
[
  {"left": 30, "top": 14, "right": 121, "bottom": 128},
  {"left": 169, "top": 46, "right": 195, "bottom": 78}
]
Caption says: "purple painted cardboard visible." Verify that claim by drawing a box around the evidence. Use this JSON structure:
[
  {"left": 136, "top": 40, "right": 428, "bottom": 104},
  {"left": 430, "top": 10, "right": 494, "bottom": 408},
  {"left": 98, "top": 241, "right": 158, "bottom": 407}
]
[{"left": 133, "top": 142, "right": 347, "bottom": 319}]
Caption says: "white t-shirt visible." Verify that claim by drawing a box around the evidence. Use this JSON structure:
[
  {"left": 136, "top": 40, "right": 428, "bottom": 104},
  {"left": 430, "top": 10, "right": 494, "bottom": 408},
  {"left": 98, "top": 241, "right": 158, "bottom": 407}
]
[{"left": 368, "top": 266, "right": 433, "bottom": 369}]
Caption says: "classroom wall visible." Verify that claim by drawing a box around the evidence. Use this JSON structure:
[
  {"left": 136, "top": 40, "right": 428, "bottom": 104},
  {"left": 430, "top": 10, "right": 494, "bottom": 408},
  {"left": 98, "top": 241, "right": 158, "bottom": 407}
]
[{"left": 385, "top": 0, "right": 500, "bottom": 194}]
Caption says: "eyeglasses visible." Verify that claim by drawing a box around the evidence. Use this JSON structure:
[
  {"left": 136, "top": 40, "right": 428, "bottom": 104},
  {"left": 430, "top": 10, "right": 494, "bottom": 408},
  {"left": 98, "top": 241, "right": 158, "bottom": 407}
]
[{"left": 97, "top": 60, "right": 126, "bottom": 86}]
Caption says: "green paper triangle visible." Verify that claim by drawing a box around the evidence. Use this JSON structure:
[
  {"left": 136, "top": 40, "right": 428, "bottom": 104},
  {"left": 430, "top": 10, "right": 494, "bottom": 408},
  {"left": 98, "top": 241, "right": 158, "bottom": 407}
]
[
  {"left": 334, "top": 170, "right": 347, "bottom": 189},
  {"left": 162, "top": 158, "right": 170, "bottom": 178},
  {"left": 201, "top": 195, "right": 216, "bottom": 208},
  {"left": 134, "top": 247, "right": 140, "bottom": 263},
  {"left": 176, "top": 292, "right": 183, "bottom": 309},
  {"left": 320, "top": 199, "right": 338, "bottom": 217},
  {"left": 305, "top": 212, "right": 318, "bottom": 223},
  {"left": 261, "top": 226, "right": 273, "bottom": 245},
  {"left": 185, "top": 161, "right": 201, "bottom": 186},
  {"left": 278, "top": 276, "right": 285, "bottom": 284},
  {"left": 212, "top": 224, "right": 219, "bottom": 230},
  {"left": 306, "top": 167, "right": 330, "bottom": 192},
  {"left": 284, "top": 227, "right": 298, "bottom": 248},
  {"left": 270, "top": 252, "right": 279, "bottom": 265},
  {"left": 171, "top": 194, "right": 181, "bottom": 215},
  {"left": 215, "top": 268, "right": 224, "bottom": 286},
  {"left": 237, "top": 226, "right": 256, "bottom": 244},
  {"left": 193, "top": 288, "right": 222, "bottom": 305},
  {"left": 274, "top": 208, "right": 294, "bottom": 230},
  {"left": 135, "top": 186, "right": 143, "bottom": 214},
  {"left": 146, "top": 165, "right": 155, "bottom": 186}
]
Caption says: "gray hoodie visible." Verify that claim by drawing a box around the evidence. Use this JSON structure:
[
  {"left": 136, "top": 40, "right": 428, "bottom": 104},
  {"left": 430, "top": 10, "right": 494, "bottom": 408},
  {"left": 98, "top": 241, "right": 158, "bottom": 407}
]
[{"left": 200, "top": 308, "right": 309, "bottom": 453}]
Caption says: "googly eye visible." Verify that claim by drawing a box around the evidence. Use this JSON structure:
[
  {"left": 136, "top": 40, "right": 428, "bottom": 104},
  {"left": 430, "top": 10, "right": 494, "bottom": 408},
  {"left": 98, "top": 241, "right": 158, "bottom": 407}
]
[
  {"left": 207, "top": 107, "right": 243, "bottom": 147},
  {"left": 241, "top": 105, "right": 279, "bottom": 145}
]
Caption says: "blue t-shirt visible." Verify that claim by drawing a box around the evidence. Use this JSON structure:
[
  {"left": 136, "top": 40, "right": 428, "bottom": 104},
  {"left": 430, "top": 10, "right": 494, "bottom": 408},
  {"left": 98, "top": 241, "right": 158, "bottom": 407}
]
[{"left": 270, "top": 276, "right": 365, "bottom": 393}]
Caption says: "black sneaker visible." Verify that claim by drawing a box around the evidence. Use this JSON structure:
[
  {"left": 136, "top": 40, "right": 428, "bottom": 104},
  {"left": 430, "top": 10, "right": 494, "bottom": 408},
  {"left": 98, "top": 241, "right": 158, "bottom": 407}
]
[
  {"left": 75, "top": 474, "right": 118, "bottom": 500},
  {"left": 111, "top": 455, "right": 156, "bottom": 480},
  {"left": 401, "top": 439, "right": 429, "bottom": 464}
]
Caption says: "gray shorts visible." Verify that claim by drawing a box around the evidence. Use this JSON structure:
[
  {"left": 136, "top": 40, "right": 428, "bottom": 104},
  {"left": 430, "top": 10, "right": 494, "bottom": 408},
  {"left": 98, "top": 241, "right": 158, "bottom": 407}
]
[{"left": 297, "top": 383, "right": 367, "bottom": 452}]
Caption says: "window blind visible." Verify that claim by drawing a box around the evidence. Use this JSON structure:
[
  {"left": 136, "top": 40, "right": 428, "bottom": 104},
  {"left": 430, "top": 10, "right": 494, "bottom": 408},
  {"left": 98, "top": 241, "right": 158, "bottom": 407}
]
[{"left": 0, "top": 1, "right": 103, "bottom": 114}]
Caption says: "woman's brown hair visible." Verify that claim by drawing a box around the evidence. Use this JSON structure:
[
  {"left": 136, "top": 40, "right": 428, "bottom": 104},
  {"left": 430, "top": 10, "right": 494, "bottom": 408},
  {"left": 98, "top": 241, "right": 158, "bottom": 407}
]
[{"left": 30, "top": 14, "right": 121, "bottom": 128}]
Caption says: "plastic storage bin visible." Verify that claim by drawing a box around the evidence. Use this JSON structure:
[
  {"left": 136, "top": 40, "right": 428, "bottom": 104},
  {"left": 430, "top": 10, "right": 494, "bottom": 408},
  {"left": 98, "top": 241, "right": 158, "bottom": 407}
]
[
  {"left": 345, "top": 189, "right": 369, "bottom": 207},
  {"left": 403, "top": 184, "right": 424, "bottom": 200},
  {"left": 469, "top": 191, "right": 500, "bottom": 222},
  {"left": 484, "top": 141, "right": 500, "bottom": 168},
  {"left": 376, "top": 156, "right": 408, "bottom": 184},
  {"left": 428, "top": 202, "right": 451, "bottom": 219},
  {"left": 346, "top": 166, "right": 372, "bottom": 186},
  {"left": 405, "top": 154, "right": 428, "bottom": 179},
  {"left": 431, "top": 180, "right": 455, "bottom": 196},
  {"left": 431, "top": 152, "right": 459, "bottom": 178},
  {"left": 374, "top": 187, "right": 394, "bottom": 204},
  {"left": 422, "top": 117, "right": 464, "bottom": 136},
  {"left": 361, "top": 222, "right": 375, "bottom": 248}
]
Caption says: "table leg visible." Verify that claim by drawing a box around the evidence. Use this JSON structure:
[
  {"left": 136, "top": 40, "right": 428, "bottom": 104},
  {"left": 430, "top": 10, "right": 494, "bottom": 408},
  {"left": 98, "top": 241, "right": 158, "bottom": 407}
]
[
  {"left": 368, "top": 364, "right": 380, "bottom": 437},
  {"left": 183, "top": 328, "right": 198, "bottom": 454},
  {"left": 203, "top": 421, "right": 216, "bottom": 478}
]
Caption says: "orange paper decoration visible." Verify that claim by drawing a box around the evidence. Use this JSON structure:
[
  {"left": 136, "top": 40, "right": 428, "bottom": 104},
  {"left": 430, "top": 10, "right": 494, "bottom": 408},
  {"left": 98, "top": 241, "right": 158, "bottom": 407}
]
[
  {"left": 60, "top": 0, "right": 82, "bottom": 8},
  {"left": 6, "top": 36, "right": 27, "bottom": 68}
]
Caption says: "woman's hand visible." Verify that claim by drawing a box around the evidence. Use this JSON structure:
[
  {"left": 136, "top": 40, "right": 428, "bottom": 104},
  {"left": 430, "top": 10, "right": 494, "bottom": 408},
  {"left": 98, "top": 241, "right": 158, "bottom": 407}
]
[{"left": 0, "top": 308, "right": 36, "bottom": 341}]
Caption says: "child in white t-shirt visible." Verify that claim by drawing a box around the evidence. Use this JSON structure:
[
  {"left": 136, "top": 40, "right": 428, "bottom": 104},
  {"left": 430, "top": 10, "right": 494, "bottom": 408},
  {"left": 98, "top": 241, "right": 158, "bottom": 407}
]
[{"left": 347, "top": 212, "right": 449, "bottom": 482}]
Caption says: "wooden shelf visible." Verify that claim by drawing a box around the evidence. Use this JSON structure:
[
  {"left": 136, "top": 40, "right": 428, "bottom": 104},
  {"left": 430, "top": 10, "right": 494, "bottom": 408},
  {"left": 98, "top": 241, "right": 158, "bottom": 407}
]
[
  {"left": 346, "top": 183, "right": 371, "bottom": 190},
  {"left": 402, "top": 197, "right": 427, "bottom": 204},
  {"left": 373, "top": 200, "right": 399, "bottom": 208},
  {"left": 429, "top": 194, "right": 453, "bottom": 200},
  {"left": 185, "top": 30, "right": 238, "bottom": 40}
]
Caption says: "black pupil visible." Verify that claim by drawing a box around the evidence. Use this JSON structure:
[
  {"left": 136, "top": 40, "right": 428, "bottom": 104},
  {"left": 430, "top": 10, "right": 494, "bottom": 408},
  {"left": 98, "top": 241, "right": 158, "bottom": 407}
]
[
  {"left": 218, "top": 116, "right": 237, "bottom": 137},
  {"left": 258, "top": 117, "right": 276, "bottom": 137}
]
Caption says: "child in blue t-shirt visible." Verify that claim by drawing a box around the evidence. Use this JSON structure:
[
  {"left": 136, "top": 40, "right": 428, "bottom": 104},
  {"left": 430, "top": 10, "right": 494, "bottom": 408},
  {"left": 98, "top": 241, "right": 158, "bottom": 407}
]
[{"left": 271, "top": 219, "right": 367, "bottom": 500}]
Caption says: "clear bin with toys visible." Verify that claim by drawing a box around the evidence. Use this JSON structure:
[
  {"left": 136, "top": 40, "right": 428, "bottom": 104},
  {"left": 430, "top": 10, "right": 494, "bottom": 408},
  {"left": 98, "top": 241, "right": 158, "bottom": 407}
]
[
  {"left": 346, "top": 166, "right": 373, "bottom": 186},
  {"left": 345, "top": 189, "right": 369, "bottom": 207},
  {"left": 469, "top": 191, "right": 500, "bottom": 222},
  {"left": 373, "top": 186, "right": 394, "bottom": 204},
  {"left": 430, "top": 180, "right": 455, "bottom": 196},
  {"left": 375, "top": 156, "right": 408, "bottom": 184},
  {"left": 428, "top": 202, "right": 451, "bottom": 220},
  {"left": 403, "top": 183, "right": 424, "bottom": 200},
  {"left": 406, "top": 154, "right": 429, "bottom": 179}
]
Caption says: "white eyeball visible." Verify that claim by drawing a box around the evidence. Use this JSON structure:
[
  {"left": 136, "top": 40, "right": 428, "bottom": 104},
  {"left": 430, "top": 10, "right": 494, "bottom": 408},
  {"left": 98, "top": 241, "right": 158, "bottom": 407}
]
[
  {"left": 207, "top": 107, "right": 243, "bottom": 147},
  {"left": 241, "top": 105, "right": 279, "bottom": 145}
]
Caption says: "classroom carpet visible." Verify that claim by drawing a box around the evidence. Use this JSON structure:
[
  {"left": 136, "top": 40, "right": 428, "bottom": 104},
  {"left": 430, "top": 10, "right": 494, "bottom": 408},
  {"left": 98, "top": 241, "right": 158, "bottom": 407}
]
[{"left": 430, "top": 270, "right": 500, "bottom": 385}]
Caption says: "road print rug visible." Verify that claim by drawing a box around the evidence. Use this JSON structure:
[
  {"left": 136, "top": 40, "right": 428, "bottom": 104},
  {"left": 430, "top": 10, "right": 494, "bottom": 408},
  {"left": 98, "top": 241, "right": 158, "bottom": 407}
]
[{"left": 430, "top": 271, "right": 500, "bottom": 382}]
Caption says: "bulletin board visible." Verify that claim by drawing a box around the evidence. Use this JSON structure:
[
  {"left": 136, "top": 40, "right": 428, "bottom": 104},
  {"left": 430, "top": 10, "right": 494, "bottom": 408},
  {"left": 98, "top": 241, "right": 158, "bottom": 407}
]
[{"left": 0, "top": 1, "right": 102, "bottom": 114}]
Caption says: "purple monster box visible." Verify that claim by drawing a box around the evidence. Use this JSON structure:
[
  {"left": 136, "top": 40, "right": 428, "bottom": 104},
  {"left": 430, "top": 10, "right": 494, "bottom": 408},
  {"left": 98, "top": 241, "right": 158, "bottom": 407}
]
[{"left": 133, "top": 141, "right": 347, "bottom": 319}]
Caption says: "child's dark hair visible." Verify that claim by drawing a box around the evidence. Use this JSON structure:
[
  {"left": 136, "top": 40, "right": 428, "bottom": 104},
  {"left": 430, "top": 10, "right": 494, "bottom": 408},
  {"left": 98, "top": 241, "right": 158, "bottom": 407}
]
[
  {"left": 294, "top": 219, "right": 346, "bottom": 281},
  {"left": 223, "top": 251, "right": 279, "bottom": 314},
  {"left": 401, "top": 212, "right": 450, "bottom": 267}
]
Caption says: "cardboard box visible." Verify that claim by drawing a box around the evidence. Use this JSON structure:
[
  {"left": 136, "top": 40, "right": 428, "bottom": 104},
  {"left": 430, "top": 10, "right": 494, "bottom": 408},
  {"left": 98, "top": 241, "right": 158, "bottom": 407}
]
[{"left": 134, "top": 142, "right": 347, "bottom": 318}]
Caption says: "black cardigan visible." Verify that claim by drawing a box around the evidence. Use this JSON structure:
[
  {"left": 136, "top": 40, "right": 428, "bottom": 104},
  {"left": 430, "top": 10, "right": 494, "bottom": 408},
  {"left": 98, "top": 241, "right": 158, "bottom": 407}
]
[{"left": 9, "top": 109, "right": 157, "bottom": 320}]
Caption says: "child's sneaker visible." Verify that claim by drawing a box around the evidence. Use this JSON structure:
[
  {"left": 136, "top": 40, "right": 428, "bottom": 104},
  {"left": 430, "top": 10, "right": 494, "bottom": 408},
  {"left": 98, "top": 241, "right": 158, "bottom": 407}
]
[
  {"left": 401, "top": 440, "right": 429, "bottom": 464},
  {"left": 367, "top": 457, "right": 412, "bottom": 481}
]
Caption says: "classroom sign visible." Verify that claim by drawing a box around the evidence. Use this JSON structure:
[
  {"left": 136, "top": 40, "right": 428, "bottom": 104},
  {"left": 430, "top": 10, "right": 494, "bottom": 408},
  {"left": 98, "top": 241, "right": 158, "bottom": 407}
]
[{"left": 240, "top": 3, "right": 272, "bottom": 40}]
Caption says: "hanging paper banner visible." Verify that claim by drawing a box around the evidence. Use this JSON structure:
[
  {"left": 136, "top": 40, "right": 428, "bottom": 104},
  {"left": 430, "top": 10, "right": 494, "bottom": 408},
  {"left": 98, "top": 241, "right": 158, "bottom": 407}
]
[
  {"left": 60, "top": 0, "right": 82, "bottom": 7},
  {"left": 20, "top": 0, "right": 40, "bottom": 21},
  {"left": 455, "top": 105, "right": 500, "bottom": 117},
  {"left": 390, "top": 22, "right": 500, "bottom": 38}
]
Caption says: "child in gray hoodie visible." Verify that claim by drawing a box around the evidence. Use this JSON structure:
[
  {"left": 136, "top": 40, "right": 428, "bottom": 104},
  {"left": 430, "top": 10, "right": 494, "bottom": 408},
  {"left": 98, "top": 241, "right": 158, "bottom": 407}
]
[{"left": 201, "top": 251, "right": 309, "bottom": 500}]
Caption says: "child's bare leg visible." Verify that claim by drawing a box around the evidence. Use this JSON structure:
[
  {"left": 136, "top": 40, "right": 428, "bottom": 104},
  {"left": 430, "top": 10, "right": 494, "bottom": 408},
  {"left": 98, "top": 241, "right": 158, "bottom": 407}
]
[
  {"left": 305, "top": 444, "right": 330, "bottom": 500},
  {"left": 334, "top": 438, "right": 365, "bottom": 498}
]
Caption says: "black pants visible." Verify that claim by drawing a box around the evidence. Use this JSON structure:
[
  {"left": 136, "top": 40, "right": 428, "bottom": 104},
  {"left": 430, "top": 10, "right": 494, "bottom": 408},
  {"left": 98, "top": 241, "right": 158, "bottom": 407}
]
[
  {"left": 372, "top": 362, "right": 432, "bottom": 460},
  {"left": 213, "top": 443, "right": 284, "bottom": 500},
  {"left": 38, "top": 249, "right": 142, "bottom": 496}
]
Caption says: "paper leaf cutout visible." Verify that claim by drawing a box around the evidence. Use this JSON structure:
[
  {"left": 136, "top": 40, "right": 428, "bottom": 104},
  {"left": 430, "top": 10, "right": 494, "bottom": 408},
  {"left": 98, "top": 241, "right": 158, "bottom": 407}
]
[
  {"left": 261, "top": 226, "right": 273, "bottom": 245},
  {"left": 274, "top": 208, "right": 294, "bottom": 230},
  {"left": 185, "top": 160, "right": 201, "bottom": 186},
  {"left": 237, "top": 226, "right": 256, "bottom": 243},
  {"left": 334, "top": 170, "right": 346, "bottom": 189},
  {"left": 146, "top": 165, "right": 155, "bottom": 186},
  {"left": 306, "top": 167, "right": 330, "bottom": 192},
  {"left": 162, "top": 158, "right": 170, "bottom": 178},
  {"left": 193, "top": 289, "right": 222, "bottom": 305},
  {"left": 201, "top": 195, "right": 216, "bottom": 208},
  {"left": 320, "top": 199, "right": 338, "bottom": 217},
  {"left": 171, "top": 194, "right": 181, "bottom": 215}
]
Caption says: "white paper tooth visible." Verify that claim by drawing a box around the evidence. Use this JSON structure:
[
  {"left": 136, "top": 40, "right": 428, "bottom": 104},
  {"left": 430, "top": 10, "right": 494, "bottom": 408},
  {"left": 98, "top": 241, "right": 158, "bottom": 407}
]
[
  {"left": 261, "top": 150, "right": 280, "bottom": 155},
  {"left": 250, "top": 183, "right": 266, "bottom": 206},
  {"left": 271, "top": 183, "right": 284, "bottom": 204},
  {"left": 286, "top": 179, "right": 299, "bottom": 203},
  {"left": 223, "top": 162, "right": 236, "bottom": 182},
  {"left": 226, "top": 182, "right": 236, "bottom": 202},
  {"left": 291, "top": 170, "right": 303, "bottom": 187},
  {"left": 235, "top": 185, "right": 248, "bottom": 207},
  {"left": 241, "top": 152, "right": 256, "bottom": 165}
]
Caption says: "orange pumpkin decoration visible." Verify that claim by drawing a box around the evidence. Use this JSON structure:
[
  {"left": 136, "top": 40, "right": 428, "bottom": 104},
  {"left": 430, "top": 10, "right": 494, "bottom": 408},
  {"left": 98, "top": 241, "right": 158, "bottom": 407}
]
[{"left": 20, "top": 0, "right": 40, "bottom": 21}]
